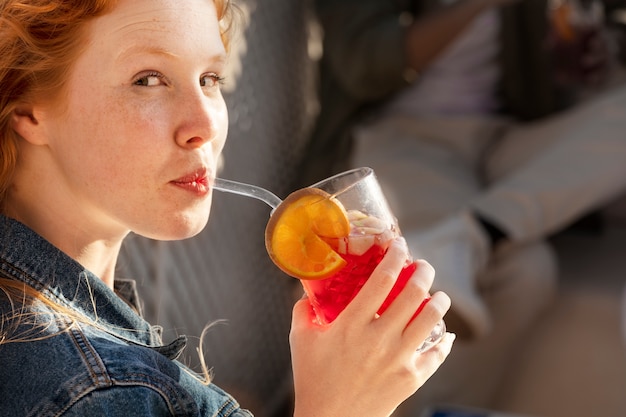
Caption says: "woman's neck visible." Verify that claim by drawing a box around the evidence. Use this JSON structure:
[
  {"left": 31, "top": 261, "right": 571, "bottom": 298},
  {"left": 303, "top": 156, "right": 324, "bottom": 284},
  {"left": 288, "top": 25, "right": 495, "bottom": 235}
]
[{"left": 4, "top": 194, "right": 125, "bottom": 289}]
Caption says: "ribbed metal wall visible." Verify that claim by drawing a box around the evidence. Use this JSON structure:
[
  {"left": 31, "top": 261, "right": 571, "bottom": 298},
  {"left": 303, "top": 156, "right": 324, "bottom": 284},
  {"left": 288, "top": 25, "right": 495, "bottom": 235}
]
[{"left": 116, "top": 1, "right": 318, "bottom": 416}]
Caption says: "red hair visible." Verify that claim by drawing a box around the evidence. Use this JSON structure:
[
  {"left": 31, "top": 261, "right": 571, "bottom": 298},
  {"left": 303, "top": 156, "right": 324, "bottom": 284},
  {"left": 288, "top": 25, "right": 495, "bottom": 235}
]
[{"left": 0, "top": 0, "right": 235, "bottom": 205}]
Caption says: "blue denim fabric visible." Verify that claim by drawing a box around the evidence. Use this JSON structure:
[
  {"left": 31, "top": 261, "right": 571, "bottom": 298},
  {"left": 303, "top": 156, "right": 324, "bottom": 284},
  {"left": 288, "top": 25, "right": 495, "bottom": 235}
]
[{"left": 0, "top": 215, "right": 254, "bottom": 417}]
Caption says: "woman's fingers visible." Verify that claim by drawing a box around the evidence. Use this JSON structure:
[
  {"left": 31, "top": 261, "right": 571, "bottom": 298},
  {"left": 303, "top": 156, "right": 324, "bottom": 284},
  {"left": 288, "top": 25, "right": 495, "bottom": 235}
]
[
  {"left": 337, "top": 238, "right": 450, "bottom": 347},
  {"left": 405, "top": 290, "right": 451, "bottom": 350},
  {"left": 380, "top": 259, "right": 435, "bottom": 330},
  {"left": 340, "top": 237, "right": 409, "bottom": 325},
  {"left": 288, "top": 239, "right": 456, "bottom": 417},
  {"left": 372, "top": 257, "right": 450, "bottom": 352},
  {"left": 294, "top": 235, "right": 452, "bottom": 354}
]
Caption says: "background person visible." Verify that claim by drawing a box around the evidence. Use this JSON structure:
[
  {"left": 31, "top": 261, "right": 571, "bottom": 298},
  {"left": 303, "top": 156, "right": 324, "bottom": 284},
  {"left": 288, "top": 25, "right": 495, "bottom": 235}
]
[{"left": 300, "top": 0, "right": 626, "bottom": 413}]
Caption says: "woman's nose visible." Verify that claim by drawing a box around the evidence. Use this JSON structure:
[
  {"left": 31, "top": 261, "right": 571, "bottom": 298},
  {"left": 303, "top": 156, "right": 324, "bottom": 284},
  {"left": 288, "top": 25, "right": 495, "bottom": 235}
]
[{"left": 174, "top": 90, "right": 227, "bottom": 149}]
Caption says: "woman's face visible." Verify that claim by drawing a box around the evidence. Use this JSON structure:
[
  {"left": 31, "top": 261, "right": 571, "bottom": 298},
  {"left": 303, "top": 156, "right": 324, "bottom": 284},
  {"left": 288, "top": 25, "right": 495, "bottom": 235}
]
[{"left": 35, "top": 0, "right": 228, "bottom": 241}]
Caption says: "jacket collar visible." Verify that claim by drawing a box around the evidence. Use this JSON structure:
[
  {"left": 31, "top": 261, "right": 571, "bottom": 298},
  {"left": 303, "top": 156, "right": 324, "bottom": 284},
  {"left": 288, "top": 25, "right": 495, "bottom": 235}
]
[{"left": 0, "top": 215, "right": 163, "bottom": 348}]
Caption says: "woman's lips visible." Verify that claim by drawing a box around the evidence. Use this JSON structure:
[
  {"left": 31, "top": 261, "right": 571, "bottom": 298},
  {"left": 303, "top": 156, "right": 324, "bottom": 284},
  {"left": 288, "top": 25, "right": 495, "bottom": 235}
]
[{"left": 171, "top": 168, "right": 210, "bottom": 195}]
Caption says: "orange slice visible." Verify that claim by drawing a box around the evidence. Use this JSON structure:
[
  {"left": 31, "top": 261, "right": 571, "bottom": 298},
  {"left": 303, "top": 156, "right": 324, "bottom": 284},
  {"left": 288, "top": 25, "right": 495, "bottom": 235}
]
[{"left": 265, "top": 187, "right": 350, "bottom": 280}]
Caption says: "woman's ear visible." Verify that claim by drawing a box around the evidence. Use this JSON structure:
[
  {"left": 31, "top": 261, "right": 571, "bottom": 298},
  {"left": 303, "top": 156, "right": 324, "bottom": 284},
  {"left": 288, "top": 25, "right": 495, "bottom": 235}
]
[{"left": 11, "top": 104, "right": 48, "bottom": 145}]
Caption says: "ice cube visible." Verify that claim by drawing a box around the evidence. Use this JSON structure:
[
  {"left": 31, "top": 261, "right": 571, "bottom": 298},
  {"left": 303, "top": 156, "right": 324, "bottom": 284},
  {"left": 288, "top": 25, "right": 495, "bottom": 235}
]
[{"left": 347, "top": 234, "right": 376, "bottom": 256}]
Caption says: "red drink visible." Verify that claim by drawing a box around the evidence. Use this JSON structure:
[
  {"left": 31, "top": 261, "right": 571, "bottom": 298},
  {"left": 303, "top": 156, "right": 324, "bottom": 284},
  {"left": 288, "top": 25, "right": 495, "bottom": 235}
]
[
  {"left": 301, "top": 212, "right": 427, "bottom": 325},
  {"left": 267, "top": 167, "right": 444, "bottom": 351}
]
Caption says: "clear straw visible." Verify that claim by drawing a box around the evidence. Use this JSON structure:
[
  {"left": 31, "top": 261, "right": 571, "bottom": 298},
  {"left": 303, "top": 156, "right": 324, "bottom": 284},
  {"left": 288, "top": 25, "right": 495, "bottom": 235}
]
[{"left": 213, "top": 177, "right": 283, "bottom": 210}]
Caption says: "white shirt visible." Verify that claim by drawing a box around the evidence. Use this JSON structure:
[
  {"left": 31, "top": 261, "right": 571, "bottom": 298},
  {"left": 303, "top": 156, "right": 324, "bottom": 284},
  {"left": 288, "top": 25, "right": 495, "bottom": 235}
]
[{"left": 385, "top": 8, "right": 501, "bottom": 117}]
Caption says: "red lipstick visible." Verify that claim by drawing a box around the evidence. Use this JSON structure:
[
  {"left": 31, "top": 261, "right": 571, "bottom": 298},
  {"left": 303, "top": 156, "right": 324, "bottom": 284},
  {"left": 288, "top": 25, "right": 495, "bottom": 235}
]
[{"left": 171, "top": 168, "right": 210, "bottom": 195}]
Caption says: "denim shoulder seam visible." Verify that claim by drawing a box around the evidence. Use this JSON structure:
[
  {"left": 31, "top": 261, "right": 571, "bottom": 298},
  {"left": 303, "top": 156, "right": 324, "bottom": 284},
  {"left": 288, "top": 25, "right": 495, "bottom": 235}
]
[{"left": 69, "top": 325, "right": 113, "bottom": 387}]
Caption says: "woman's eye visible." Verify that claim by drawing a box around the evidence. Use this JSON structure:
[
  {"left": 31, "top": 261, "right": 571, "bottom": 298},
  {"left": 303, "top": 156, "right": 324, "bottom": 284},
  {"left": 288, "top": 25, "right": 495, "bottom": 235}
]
[
  {"left": 200, "top": 73, "right": 224, "bottom": 88},
  {"left": 134, "top": 72, "right": 165, "bottom": 87}
]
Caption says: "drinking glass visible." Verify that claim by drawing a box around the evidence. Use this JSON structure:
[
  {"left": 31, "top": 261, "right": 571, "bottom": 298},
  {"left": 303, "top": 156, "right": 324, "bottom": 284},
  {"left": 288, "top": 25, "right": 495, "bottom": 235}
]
[
  {"left": 213, "top": 167, "right": 446, "bottom": 352},
  {"left": 301, "top": 167, "right": 445, "bottom": 352}
]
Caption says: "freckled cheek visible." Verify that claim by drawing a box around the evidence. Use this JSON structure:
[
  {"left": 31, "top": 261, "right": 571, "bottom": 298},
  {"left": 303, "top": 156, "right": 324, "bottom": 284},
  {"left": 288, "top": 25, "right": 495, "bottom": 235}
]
[
  {"left": 83, "top": 107, "right": 157, "bottom": 183},
  {"left": 117, "top": 99, "right": 164, "bottom": 132},
  {"left": 109, "top": 104, "right": 173, "bottom": 160}
]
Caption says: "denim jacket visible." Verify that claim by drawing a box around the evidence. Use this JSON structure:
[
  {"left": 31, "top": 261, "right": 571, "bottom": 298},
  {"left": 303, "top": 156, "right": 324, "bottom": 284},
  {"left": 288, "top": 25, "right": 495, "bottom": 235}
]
[{"left": 0, "top": 215, "right": 254, "bottom": 417}]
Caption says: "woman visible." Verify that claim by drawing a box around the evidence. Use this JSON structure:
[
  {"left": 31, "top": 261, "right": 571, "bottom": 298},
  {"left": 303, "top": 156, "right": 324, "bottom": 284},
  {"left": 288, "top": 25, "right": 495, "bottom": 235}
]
[{"left": 0, "top": 0, "right": 454, "bottom": 415}]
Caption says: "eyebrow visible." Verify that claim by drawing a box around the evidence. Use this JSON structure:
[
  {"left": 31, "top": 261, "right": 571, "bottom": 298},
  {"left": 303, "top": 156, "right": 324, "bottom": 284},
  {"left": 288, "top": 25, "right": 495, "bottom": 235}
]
[
  {"left": 116, "top": 45, "right": 180, "bottom": 63},
  {"left": 115, "top": 44, "right": 228, "bottom": 68}
]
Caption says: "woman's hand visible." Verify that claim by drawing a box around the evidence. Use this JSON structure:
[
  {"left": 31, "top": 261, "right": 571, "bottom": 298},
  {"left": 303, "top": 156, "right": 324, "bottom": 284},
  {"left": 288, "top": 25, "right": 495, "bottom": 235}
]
[{"left": 289, "top": 237, "right": 454, "bottom": 417}]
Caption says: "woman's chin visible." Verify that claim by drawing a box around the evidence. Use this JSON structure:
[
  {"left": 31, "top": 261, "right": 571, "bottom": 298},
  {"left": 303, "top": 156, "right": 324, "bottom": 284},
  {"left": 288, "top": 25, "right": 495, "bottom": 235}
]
[{"left": 136, "top": 216, "right": 210, "bottom": 242}]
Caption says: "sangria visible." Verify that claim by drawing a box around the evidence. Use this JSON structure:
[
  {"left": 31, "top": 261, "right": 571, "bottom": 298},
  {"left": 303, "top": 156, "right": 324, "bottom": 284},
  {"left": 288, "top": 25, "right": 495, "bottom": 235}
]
[{"left": 265, "top": 167, "right": 446, "bottom": 352}]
